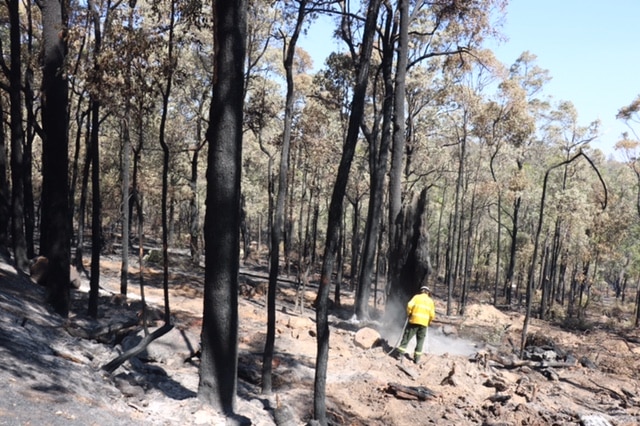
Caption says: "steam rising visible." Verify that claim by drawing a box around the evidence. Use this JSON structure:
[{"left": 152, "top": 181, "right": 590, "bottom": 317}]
[{"left": 382, "top": 323, "right": 478, "bottom": 357}]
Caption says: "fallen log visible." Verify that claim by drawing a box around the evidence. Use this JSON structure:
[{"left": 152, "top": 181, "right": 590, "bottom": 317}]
[
  {"left": 487, "top": 393, "right": 511, "bottom": 403},
  {"left": 487, "top": 353, "right": 576, "bottom": 370},
  {"left": 102, "top": 322, "right": 174, "bottom": 373},
  {"left": 386, "top": 382, "right": 436, "bottom": 401}
]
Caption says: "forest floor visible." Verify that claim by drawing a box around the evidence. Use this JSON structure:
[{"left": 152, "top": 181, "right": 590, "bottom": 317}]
[{"left": 2, "top": 251, "right": 640, "bottom": 425}]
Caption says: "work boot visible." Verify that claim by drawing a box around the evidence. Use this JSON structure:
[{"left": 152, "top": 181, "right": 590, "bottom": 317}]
[{"left": 413, "top": 355, "right": 421, "bottom": 364}]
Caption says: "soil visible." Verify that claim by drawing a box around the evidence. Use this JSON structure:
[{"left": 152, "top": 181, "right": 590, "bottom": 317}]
[{"left": 2, "top": 252, "right": 640, "bottom": 425}]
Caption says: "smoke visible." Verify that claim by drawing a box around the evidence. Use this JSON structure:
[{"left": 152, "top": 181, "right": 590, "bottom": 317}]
[
  {"left": 376, "top": 295, "right": 479, "bottom": 358},
  {"left": 381, "top": 323, "right": 478, "bottom": 358},
  {"left": 425, "top": 327, "right": 478, "bottom": 357}
]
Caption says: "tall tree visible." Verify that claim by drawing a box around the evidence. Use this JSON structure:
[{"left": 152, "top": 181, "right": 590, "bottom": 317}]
[
  {"left": 198, "top": 0, "right": 247, "bottom": 416},
  {"left": 262, "top": 0, "right": 309, "bottom": 395},
  {"left": 353, "top": 0, "right": 395, "bottom": 320},
  {"left": 7, "top": 0, "right": 29, "bottom": 271},
  {"left": 39, "top": 0, "right": 71, "bottom": 316},
  {"left": 386, "top": 0, "right": 506, "bottom": 318},
  {"left": 0, "top": 97, "right": 8, "bottom": 254},
  {"left": 156, "top": 0, "right": 178, "bottom": 323},
  {"left": 521, "top": 150, "right": 606, "bottom": 356},
  {"left": 494, "top": 52, "right": 548, "bottom": 305},
  {"left": 314, "top": 0, "right": 381, "bottom": 423},
  {"left": 86, "top": 0, "right": 110, "bottom": 318}
]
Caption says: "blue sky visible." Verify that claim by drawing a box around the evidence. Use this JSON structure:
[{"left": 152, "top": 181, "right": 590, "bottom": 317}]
[
  {"left": 489, "top": 0, "right": 640, "bottom": 157},
  {"left": 301, "top": 1, "right": 640, "bottom": 157}
]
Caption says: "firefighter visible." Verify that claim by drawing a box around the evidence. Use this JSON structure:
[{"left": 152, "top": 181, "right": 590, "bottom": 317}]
[{"left": 393, "top": 286, "right": 435, "bottom": 364}]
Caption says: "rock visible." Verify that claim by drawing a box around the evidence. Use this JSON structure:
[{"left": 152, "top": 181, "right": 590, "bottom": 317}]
[
  {"left": 579, "top": 356, "right": 597, "bottom": 370},
  {"left": 121, "top": 326, "right": 200, "bottom": 366},
  {"left": 354, "top": 327, "right": 380, "bottom": 349},
  {"left": 540, "top": 367, "right": 559, "bottom": 381},
  {"left": 113, "top": 373, "right": 145, "bottom": 399},
  {"left": 273, "top": 403, "right": 297, "bottom": 426},
  {"left": 28, "top": 256, "right": 82, "bottom": 289},
  {"left": 483, "top": 377, "right": 509, "bottom": 392},
  {"left": 442, "top": 324, "right": 458, "bottom": 336},
  {"left": 487, "top": 392, "right": 511, "bottom": 403}
]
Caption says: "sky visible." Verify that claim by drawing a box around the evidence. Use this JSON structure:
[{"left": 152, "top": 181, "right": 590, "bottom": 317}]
[
  {"left": 489, "top": 0, "right": 640, "bottom": 157},
  {"left": 301, "top": 1, "right": 640, "bottom": 158}
]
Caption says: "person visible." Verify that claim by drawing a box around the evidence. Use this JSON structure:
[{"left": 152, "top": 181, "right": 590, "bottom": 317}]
[{"left": 393, "top": 286, "right": 435, "bottom": 364}]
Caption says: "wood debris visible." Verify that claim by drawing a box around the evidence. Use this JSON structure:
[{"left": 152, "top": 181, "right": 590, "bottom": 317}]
[{"left": 386, "top": 382, "right": 436, "bottom": 401}]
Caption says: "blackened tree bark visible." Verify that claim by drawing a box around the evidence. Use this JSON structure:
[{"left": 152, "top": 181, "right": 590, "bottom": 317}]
[
  {"left": 505, "top": 193, "right": 521, "bottom": 304},
  {"left": 119, "top": 4, "right": 136, "bottom": 296},
  {"left": 8, "top": 0, "right": 29, "bottom": 271},
  {"left": 120, "top": 117, "right": 131, "bottom": 295},
  {"left": 40, "top": 0, "right": 71, "bottom": 317},
  {"left": 262, "top": 0, "right": 308, "bottom": 395},
  {"left": 87, "top": 0, "right": 103, "bottom": 318},
  {"left": 157, "top": 0, "right": 178, "bottom": 323},
  {"left": 23, "top": 0, "right": 38, "bottom": 260},
  {"left": 187, "top": 78, "right": 209, "bottom": 267},
  {"left": 198, "top": 0, "right": 246, "bottom": 416},
  {"left": 88, "top": 99, "right": 101, "bottom": 318},
  {"left": 387, "top": 0, "right": 408, "bottom": 289},
  {"left": 354, "top": 0, "right": 394, "bottom": 320},
  {"left": 385, "top": 189, "right": 432, "bottom": 326},
  {"left": 189, "top": 137, "right": 206, "bottom": 265},
  {"left": 75, "top": 116, "right": 91, "bottom": 273},
  {"left": 0, "top": 98, "right": 8, "bottom": 254},
  {"left": 314, "top": 1, "right": 381, "bottom": 423}
]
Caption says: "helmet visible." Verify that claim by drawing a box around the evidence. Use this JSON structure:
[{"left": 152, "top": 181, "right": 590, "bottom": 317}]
[{"left": 420, "top": 286, "right": 431, "bottom": 293}]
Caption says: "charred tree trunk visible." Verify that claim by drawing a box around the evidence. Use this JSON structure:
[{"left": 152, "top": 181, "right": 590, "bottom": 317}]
[
  {"left": 0, "top": 97, "right": 9, "bottom": 254},
  {"left": 157, "top": 0, "right": 178, "bottom": 324},
  {"left": 387, "top": 0, "right": 409, "bottom": 278},
  {"left": 87, "top": 0, "right": 104, "bottom": 319},
  {"left": 505, "top": 196, "right": 520, "bottom": 304},
  {"left": 120, "top": 117, "right": 131, "bottom": 295},
  {"left": 459, "top": 178, "right": 478, "bottom": 316},
  {"left": 189, "top": 98, "right": 207, "bottom": 265},
  {"left": 88, "top": 99, "right": 101, "bottom": 319},
  {"left": 23, "top": 3, "right": 37, "bottom": 260},
  {"left": 349, "top": 197, "right": 361, "bottom": 292},
  {"left": 197, "top": 0, "right": 246, "bottom": 415},
  {"left": 314, "top": 1, "right": 381, "bottom": 423},
  {"left": 434, "top": 186, "right": 446, "bottom": 279},
  {"left": 8, "top": 0, "right": 28, "bottom": 271},
  {"left": 262, "top": 0, "right": 307, "bottom": 395},
  {"left": 355, "top": 3, "right": 394, "bottom": 320},
  {"left": 386, "top": 189, "right": 432, "bottom": 327},
  {"left": 635, "top": 279, "right": 640, "bottom": 328},
  {"left": 75, "top": 116, "right": 91, "bottom": 273},
  {"left": 40, "top": 0, "right": 71, "bottom": 316}
]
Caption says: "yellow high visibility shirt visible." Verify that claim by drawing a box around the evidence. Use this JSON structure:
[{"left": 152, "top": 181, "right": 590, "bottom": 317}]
[{"left": 407, "top": 293, "right": 435, "bottom": 326}]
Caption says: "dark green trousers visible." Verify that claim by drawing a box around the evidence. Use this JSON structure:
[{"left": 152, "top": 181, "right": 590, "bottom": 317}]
[{"left": 397, "top": 323, "right": 427, "bottom": 357}]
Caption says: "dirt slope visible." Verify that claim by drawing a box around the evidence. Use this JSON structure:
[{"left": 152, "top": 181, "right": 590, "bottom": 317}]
[{"left": 2, "top": 254, "right": 640, "bottom": 425}]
